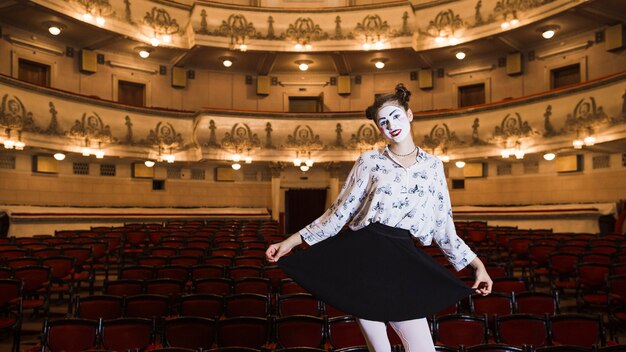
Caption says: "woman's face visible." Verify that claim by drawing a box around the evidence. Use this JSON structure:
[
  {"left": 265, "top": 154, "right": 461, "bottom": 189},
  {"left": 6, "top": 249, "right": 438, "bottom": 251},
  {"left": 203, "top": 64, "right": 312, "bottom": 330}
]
[{"left": 376, "top": 104, "right": 412, "bottom": 143}]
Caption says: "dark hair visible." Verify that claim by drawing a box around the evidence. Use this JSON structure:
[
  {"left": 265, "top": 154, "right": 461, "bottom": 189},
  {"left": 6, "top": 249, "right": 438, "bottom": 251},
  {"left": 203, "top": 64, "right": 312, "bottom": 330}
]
[{"left": 365, "top": 84, "right": 412, "bottom": 121}]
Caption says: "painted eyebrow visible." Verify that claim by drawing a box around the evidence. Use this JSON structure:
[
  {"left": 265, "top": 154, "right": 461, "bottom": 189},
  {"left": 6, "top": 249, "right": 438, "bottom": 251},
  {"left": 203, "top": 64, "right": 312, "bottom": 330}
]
[{"left": 387, "top": 109, "right": 399, "bottom": 117}]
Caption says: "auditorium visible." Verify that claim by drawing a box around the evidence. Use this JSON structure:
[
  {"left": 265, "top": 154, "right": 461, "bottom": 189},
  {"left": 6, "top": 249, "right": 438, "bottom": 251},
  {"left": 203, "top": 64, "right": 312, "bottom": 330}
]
[{"left": 0, "top": 0, "right": 625, "bottom": 350}]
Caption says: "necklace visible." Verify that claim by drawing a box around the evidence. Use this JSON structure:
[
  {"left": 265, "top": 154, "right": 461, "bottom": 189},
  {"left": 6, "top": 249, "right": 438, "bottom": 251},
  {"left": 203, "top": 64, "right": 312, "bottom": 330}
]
[{"left": 388, "top": 145, "right": 417, "bottom": 157}]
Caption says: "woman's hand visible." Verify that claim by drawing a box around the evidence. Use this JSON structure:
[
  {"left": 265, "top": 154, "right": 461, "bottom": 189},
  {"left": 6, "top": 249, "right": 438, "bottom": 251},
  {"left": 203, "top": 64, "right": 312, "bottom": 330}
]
[
  {"left": 266, "top": 233, "right": 303, "bottom": 263},
  {"left": 469, "top": 257, "right": 493, "bottom": 296}
]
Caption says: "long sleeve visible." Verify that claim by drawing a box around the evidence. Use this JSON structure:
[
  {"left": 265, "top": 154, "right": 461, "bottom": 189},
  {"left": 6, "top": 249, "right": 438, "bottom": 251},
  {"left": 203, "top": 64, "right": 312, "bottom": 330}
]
[
  {"left": 432, "top": 159, "right": 477, "bottom": 271},
  {"left": 299, "top": 156, "right": 370, "bottom": 245}
]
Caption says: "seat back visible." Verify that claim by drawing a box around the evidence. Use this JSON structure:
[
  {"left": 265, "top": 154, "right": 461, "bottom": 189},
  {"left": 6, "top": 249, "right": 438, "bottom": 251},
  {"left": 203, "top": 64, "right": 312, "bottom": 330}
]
[
  {"left": 163, "top": 316, "right": 216, "bottom": 350},
  {"left": 274, "top": 315, "right": 326, "bottom": 349},
  {"left": 101, "top": 317, "right": 155, "bottom": 352},
  {"left": 434, "top": 314, "right": 488, "bottom": 347},
  {"left": 549, "top": 313, "right": 604, "bottom": 347}
]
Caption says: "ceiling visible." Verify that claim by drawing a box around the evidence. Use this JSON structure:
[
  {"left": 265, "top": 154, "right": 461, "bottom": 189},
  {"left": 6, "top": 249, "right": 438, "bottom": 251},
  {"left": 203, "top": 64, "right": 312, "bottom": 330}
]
[{"left": 0, "top": 0, "right": 625, "bottom": 74}]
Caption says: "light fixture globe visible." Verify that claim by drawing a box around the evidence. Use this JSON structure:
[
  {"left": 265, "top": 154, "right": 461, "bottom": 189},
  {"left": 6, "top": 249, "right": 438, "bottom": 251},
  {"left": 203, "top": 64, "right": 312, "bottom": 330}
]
[
  {"left": 453, "top": 49, "right": 469, "bottom": 60},
  {"left": 295, "top": 60, "right": 313, "bottom": 72},
  {"left": 371, "top": 58, "right": 388, "bottom": 69},
  {"left": 135, "top": 46, "right": 153, "bottom": 59},
  {"left": 44, "top": 21, "right": 66, "bottom": 36},
  {"left": 543, "top": 153, "right": 556, "bottom": 161},
  {"left": 455, "top": 161, "right": 466, "bottom": 168},
  {"left": 144, "top": 160, "right": 155, "bottom": 167},
  {"left": 539, "top": 25, "right": 560, "bottom": 39},
  {"left": 220, "top": 56, "right": 236, "bottom": 68},
  {"left": 232, "top": 162, "right": 241, "bottom": 170},
  {"left": 53, "top": 153, "right": 66, "bottom": 161}
]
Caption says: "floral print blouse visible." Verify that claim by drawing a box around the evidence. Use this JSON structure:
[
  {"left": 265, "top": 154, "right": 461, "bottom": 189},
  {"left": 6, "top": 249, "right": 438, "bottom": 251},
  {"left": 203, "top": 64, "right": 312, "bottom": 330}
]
[{"left": 298, "top": 146, "right": 477, "bottom": 271}]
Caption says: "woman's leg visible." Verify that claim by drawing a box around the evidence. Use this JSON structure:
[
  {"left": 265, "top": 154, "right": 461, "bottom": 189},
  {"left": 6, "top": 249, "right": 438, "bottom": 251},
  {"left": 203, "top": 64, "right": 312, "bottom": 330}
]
[
  {"left": 356, "top": 318, "right": 392, "bottom": 352},
  {"left": 389, "top": 318, "right": 435, "bottom": 352}
]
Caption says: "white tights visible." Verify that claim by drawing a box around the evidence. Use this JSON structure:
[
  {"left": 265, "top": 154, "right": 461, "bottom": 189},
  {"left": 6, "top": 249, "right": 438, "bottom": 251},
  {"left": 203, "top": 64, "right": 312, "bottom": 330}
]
[{"left": 356, "top": 318, "right": 435, "bottom": 352}]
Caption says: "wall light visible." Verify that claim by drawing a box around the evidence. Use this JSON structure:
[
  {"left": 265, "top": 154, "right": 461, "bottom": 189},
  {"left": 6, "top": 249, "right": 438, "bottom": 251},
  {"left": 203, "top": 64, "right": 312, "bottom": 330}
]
[
  {"left": 455, "top": 161, "right": 466, "bottom": 168},
  {"left": 232, "top": 162, "right": 241, "bottom": 170},
  {"left": 144, "top": 160, "right": 155, "bottom": 167},
  {"left": 53, "top": 153, "right": 66, "bottom": 161}
]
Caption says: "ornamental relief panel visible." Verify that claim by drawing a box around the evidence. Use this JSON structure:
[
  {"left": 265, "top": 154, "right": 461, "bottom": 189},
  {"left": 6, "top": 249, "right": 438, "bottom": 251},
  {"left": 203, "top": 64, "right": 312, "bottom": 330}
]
[
  {"left": 0, "top": 94, "right": 40, "bottom": 132},
  {"left": 2, "top": 76, "right": 626, "bottom": 163}
]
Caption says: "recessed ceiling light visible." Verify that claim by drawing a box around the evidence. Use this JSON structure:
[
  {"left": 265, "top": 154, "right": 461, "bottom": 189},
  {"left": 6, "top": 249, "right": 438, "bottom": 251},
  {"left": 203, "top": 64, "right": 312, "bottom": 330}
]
[
  {"left": 44, "top": 22, "right": 66, "bottom": 36},
  {"left": 295, "top": 60, "right": 313, "bottom": 71},
  {"left": 220, "top": 56, "right": 236, "bottom": 68},
  {"left": 539, "top": 25, "right": 560, "bottom": 39},
  {"left": 135, "top": 46, "right": 153, "bottom": 59},
  {"left": 543, "top": 153, "right": 556, "bottom": 161},
  {"left": 371, "top": 58, "right": 388, "bottom": 69}
]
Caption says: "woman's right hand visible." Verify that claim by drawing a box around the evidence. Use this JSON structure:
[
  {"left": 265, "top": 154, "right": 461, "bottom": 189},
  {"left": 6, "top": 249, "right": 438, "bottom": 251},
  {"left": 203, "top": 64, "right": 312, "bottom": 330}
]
[{"left": 266, "top": 233, "right": 303, "bottom": 263}]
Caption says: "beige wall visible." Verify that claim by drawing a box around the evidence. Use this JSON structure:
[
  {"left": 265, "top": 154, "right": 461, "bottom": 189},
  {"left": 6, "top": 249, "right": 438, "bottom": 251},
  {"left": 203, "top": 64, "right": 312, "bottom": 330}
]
[
  {"left": 1, "top": 149, "right": 624, "bottom": 208},
  {"left": 448, "top": 153, "right": 626, "bottom": 206},
  {"left": 2, "top": 24, "right": 625, "bottom": 113},
  {"left": 0, "top": 152, "right": 272, "bottom": 208}
]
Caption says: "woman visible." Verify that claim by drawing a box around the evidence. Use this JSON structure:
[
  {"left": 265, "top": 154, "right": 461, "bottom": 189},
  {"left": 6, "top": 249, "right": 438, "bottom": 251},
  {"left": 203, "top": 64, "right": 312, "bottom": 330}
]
[{"left": 266, "top": 84, "right": 492, "bottom": 352}]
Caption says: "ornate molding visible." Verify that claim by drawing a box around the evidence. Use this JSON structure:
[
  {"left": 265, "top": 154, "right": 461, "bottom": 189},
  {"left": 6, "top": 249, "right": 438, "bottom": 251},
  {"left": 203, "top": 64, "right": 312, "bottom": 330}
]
[
  {"left": 67, "top": 112, "right": 115, "bottom": 143},
  {"left": 421, "top": 123, "right": 464, "bottom": 153},
  {"left": 142, "top": 121, "right": 183, "bottom": 147},
  {"left": 221, "top": 123, "right": 261, "bottom": 152},
  {"left": 491, "top": 112, "right": 536, "bottom": 142},
  {"left": 349, "top": 123, "right": 384, "bottom": 151},
  {"left": 284, "top": 125, "right": 324, "bottom": 151},
  {"left": 0, "top": 94, "right": 39, "bottom": 132}
]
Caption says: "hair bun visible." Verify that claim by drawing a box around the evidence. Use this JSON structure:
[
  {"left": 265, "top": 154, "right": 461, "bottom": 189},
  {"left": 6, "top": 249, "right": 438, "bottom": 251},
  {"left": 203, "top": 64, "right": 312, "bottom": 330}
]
[{"left": 394, "top": 83, "right": 411, "bottom": 104}]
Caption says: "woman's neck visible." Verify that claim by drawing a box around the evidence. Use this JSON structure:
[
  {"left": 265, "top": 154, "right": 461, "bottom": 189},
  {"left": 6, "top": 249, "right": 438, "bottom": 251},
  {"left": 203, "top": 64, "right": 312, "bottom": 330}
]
[{"left": 388, "top": 139, "right": 416, "bottom": 156}]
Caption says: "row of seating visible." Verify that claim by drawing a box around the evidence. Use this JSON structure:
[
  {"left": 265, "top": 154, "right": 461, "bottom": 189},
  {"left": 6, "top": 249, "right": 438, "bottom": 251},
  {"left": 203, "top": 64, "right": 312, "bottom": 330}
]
[{"left": 37, "top": 312, "right": 615, "bottom": 351}]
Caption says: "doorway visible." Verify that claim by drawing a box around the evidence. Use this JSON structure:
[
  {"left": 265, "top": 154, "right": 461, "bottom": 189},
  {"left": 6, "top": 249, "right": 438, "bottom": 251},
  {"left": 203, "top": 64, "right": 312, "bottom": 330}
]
[{"left": 285, "top": 189, "right": 327, "bottom": 234}]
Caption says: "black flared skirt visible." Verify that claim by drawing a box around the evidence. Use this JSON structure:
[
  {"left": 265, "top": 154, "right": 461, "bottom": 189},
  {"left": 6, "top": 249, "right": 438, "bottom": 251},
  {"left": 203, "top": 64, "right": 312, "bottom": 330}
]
[{"left": 278, "top": 223, "right": 474, "bottom": 322}]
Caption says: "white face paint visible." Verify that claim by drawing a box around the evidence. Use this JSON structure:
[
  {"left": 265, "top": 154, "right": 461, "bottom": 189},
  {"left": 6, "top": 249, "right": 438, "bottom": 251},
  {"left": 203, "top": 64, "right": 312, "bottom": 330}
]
[{"left": 377, "top": 105, "right": 411, "bottom": 143}]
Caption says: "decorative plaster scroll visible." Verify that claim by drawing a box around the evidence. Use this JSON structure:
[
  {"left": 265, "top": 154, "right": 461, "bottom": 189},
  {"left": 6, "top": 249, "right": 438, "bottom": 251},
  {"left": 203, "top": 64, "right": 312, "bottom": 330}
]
[
  {"left": 560, "top": 97, "right": 614, "bottom": 135},
  {"left": 332, "top": 123, "right": 345, "bottom": 149},
  {"left": 265, "top": 122, "right": 275, "bottom": 148},
  {"left": 0, "top": 94, "right": 39, "bottom": 132},
  {"left": 67, "top": 112, "right": 115, "bottom": 143},
  {"left": 421, "top": 123, "right": 464, "bottom": 152},
  {"left": 471, "top": 118, "right": 489, "bottom": 146},
  {"left": 144, "top": 7, "right": 180, "bottom": 37},
  {"left": 219, "top": 14, "right": 257, "bottom": 47},
  {"left": 355, "top": 15, "right": 390, "bottom": 41},
  {"left": 349, "top": 123, "right": 385, "bottom": 150},
  {"left": 286, "top": 17, "right": 328, "bottom": 44},
  {"left": 543, "top": 105, "right": 557, "bottom": 137},
  {"left": 123, "top": 0, "right": 134, "bottom": 25},
  {"left": 45, "top": 102, "right": 62, "bottom": 135},
  {"left": 284, "top": 125, "right": 324, "bottom": 151},
  {"left": 426, "top": 9, "right": 463, "bottom": 38},
  {"left": 221, "top": 123, "right": 261, "bottom": 151},
  {"left": 205, "top": 120, "right": 219, "bottom": 148},
  {"left": 492, "top": 112, "right": 535, "bottom": 142},
  {"left": 123, "top": 116, "right": 133, "bottom": 144},
  {"left": 143, "top": 121, "right": 183, "bottom": 147}
]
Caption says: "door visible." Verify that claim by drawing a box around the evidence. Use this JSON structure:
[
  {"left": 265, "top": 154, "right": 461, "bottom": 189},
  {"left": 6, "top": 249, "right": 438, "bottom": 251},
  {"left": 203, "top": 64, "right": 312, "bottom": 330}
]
[{"left": 285, "top": 189, "right": 327, "bottom": 234}]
